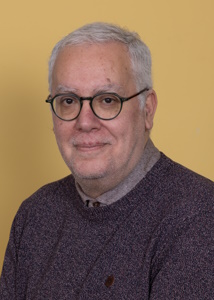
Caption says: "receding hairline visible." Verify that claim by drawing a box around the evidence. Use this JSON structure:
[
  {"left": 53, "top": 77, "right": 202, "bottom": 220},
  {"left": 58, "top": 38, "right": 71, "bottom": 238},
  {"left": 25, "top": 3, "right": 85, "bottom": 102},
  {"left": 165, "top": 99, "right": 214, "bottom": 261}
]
[{"left": 54, "top": 39, "right": 130, "bottom": 58}]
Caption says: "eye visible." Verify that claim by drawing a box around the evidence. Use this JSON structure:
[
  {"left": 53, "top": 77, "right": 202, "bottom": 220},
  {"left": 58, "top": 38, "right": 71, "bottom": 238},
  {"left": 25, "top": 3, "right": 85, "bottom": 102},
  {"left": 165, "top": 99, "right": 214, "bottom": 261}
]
[
  {"left": 61, "top": 97, "right": 74, "bottom": 105},
  {"left": 96, "top": 94, "right": 120, "bottom": 106},
  {"left": 103, "top": 97, "right": 115, "bottom": 104},
  {"left": 58, "top": 96, "right": 79, "bottom": 107}
]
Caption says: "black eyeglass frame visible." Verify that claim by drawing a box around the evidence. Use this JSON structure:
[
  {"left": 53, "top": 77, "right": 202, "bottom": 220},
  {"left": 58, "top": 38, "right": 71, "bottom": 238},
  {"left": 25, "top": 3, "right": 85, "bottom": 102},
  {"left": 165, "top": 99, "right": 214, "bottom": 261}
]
[{"left": 45, "top": 87, "right": 149, "bottom": 121}]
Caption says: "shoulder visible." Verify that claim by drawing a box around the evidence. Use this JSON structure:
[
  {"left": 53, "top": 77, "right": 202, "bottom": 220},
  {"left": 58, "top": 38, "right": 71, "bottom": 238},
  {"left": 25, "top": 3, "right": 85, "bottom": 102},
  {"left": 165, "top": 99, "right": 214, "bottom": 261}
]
[
  {"left": 151, "top": 153, "right": 214, "bottom": 200},
  {"left": 166, "top": 153, "right": 213, "bottom": 197},
  {"left": 144, "top": 153, "right": 214, "bottom": 226},
  {"left": 21, "top": 174, "right": 75, "bottom": 209},
  {"left": 12, "top": 175, "right": 77, "bottom": 236}
]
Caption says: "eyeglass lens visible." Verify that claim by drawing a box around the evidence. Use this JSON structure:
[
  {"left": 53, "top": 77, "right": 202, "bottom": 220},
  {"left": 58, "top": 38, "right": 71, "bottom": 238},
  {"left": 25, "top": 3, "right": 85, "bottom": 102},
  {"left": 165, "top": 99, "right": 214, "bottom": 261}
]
[{"left": 53, "top": 94, "right": 122, "bottom": 120}]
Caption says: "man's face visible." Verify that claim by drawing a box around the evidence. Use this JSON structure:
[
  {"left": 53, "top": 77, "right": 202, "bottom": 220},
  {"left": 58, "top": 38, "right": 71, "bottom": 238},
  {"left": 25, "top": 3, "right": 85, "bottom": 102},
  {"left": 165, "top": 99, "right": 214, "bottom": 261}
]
[{"left": 51, "top": 42, "right": 155, "bottom": 195}]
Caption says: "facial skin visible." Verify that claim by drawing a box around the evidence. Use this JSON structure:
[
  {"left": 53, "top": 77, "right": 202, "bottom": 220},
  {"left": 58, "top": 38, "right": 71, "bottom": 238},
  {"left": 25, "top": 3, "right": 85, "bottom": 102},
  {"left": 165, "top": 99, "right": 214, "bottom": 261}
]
[{"left": 51, "top": 42, "right": 157, "bottom": 198}]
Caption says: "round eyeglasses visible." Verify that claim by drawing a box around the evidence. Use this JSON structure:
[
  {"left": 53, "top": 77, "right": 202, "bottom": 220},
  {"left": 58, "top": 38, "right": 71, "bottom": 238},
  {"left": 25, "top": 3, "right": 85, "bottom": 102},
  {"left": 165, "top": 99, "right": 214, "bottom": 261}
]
[{"left": 45, "top": 87, "right": 149, "bottom": 121}]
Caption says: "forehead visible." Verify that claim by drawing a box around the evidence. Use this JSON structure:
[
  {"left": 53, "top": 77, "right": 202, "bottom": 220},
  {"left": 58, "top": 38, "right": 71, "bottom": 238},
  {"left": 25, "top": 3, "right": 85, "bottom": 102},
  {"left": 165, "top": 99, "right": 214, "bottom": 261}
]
[
  {"left": 55, "top": 41, "right": 130, "bottom": 64},
  {"left": 51, "top": 42, "right": 135, "bottom": 94}
]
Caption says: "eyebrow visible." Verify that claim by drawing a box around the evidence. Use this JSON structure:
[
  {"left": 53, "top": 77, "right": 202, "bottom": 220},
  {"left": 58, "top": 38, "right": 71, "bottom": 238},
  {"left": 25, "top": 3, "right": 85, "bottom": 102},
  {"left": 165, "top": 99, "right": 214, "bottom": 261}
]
[
  {"left": 54, "top": 83, "right": 125, "bottom": 96},
  {"left": 55, "top": 85, "right": 78, "bottom": 94},
  {"left": 94, "top": 84, "right": 125, "bottom": 94}
]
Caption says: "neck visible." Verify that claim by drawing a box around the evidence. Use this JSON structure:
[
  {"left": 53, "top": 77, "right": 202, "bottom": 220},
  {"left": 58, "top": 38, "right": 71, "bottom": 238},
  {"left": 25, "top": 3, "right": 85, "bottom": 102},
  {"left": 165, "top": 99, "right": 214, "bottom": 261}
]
[{"left": 76, "top": 175, "right": 125, "bottom": 199}]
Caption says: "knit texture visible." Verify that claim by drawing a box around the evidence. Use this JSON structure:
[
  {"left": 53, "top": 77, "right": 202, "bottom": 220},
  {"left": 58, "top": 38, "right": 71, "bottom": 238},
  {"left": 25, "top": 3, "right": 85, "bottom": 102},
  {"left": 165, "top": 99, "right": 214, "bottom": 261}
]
[{"left": 0, "top": 153, "right": 214, "bottom": 299}]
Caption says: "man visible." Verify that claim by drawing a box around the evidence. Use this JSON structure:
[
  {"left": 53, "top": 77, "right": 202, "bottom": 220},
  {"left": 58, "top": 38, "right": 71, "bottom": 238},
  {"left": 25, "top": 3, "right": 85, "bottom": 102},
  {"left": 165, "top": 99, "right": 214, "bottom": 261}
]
[{"left": 0, "top": 22, "right": 213, "bottom": 299}]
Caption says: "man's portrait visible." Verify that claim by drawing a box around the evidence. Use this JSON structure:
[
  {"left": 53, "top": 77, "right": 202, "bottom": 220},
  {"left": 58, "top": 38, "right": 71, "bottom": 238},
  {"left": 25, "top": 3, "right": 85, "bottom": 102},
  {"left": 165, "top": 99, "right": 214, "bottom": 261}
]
[{"left": 0, "top": 2, "right": 214, "bottom": 300}]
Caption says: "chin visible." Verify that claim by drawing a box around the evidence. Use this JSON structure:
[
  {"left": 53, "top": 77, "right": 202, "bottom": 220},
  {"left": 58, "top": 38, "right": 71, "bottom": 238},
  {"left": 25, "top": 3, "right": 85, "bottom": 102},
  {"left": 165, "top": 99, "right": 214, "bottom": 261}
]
[
  {"left": 69, "top": 162, "right": 110, "bottom": 180},
  {"left": 72, "top": 170, "right": 108, "bottom": 180}
]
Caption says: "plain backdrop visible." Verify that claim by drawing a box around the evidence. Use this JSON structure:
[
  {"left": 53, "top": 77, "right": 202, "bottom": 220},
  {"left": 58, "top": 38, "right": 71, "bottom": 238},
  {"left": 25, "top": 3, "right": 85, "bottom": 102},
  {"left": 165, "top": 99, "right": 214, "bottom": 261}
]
[{"left": 0, "top": 0, "right": 214, "bottom": 269}]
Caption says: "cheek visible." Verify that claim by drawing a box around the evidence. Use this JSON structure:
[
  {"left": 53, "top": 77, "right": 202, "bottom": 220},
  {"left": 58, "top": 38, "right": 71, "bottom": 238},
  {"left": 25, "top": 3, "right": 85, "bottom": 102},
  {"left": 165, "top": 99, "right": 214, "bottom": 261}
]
[
  {"left": 108, "top": 119, "right": 137, "bottom": 153},
  {"left": 121, "top": 115, "right": 145, "bottom": 153},
  {"left": 116, "top": 110, "right": 144, "bottom": 141},
  {"left": 53, "top": 120, "right": 72, "bottom": 145}
]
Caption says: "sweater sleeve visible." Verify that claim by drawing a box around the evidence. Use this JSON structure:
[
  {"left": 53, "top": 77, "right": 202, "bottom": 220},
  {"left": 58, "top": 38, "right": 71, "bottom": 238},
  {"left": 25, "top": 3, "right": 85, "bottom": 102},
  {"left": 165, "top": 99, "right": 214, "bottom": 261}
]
[
  {"left": 0, "top": 201, "right": 29, "bottom": 300},
  {"left": 149, "top": 205, "right": 214, "bottom": 300}
]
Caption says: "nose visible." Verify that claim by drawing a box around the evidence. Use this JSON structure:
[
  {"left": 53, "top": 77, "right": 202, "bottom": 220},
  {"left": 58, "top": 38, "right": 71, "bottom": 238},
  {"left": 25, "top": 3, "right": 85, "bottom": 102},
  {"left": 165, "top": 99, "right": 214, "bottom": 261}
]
[{"left": 75, "top": 100, "right": 101, "bottom": 132}]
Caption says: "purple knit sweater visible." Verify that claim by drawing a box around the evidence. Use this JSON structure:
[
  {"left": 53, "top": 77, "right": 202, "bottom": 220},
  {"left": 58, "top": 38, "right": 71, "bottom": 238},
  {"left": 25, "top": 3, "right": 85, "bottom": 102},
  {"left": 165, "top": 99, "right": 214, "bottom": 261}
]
[{"left": 1, "top": 154, "right": 214, "bottom": 299}]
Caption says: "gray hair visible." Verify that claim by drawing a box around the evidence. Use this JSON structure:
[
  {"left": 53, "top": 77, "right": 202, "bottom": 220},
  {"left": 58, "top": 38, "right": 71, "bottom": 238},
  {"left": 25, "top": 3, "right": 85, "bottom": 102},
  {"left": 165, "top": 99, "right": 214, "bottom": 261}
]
[{"left": 48, "top": 22, "right": 152, "bottom": 106}]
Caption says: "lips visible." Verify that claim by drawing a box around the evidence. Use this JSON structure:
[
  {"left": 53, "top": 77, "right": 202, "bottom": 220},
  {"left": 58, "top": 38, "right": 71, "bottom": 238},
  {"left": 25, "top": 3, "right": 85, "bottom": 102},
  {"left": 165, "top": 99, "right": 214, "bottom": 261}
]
[
  {"left": 71, "top": 134, "right": 112, "bottom": 154},
  {"left": 75, "top": 142, "right": 108, "bottom": 152},
  {"left": 76, "top": 143, "right": 105, "bottom": 147}
]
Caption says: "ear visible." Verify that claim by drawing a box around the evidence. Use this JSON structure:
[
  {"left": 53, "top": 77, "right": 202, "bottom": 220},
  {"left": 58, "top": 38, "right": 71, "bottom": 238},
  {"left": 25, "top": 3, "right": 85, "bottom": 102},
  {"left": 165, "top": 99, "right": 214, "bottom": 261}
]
[{"left": 144, "top": 90, "right": 157, "bottom": 131}]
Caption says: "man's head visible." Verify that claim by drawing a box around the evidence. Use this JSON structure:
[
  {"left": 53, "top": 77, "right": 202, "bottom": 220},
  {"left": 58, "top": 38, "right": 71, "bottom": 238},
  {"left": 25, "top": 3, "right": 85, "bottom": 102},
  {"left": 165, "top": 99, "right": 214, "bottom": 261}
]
[
  {"left": 47, "top": 22, "right": 157, "bottom": 197},
  {"left": 48, "top": 22, "right": 153, "bottom": 108}
]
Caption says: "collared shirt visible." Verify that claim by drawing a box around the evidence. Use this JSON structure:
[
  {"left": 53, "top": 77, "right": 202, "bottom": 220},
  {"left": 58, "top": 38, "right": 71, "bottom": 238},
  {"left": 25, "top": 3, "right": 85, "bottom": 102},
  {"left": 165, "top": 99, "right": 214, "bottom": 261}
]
[{"left": 75, "top": 138, "right": 160, "bottom": 207}]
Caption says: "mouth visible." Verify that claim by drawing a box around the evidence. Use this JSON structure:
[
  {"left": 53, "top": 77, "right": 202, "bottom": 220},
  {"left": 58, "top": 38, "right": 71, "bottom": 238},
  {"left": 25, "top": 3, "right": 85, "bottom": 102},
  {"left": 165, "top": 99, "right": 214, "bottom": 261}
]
[{"left": 75, "top": 142, "right": 108, "bottom": 153}]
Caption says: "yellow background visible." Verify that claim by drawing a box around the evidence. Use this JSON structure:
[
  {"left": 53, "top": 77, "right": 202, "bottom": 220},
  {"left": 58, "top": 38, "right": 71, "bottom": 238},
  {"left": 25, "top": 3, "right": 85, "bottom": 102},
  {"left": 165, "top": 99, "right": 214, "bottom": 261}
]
[{"left": 0, "top": 0, "right": 214, "bottom": 269}]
